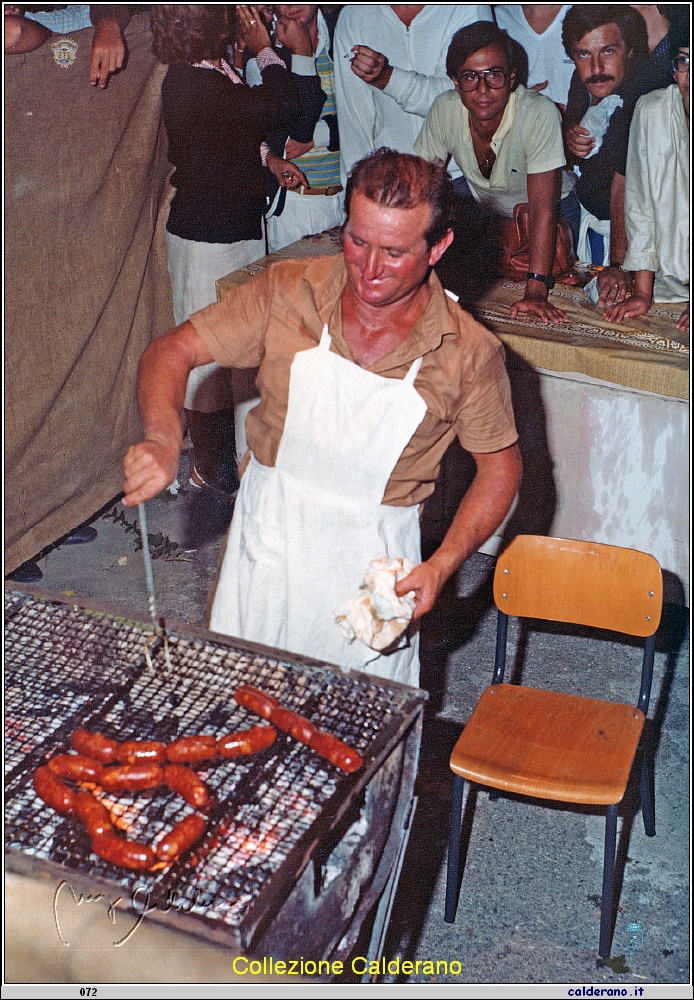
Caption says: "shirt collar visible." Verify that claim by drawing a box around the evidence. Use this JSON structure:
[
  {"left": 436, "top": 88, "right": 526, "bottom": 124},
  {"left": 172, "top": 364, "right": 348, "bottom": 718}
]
[
  {"left": 315, "top": 256, "right": 459, "bottom": 371},
  {"left": 491, "top": 88, "right": 518, "bottom": 148},
  {"left": 316, "top": 9, "right": 329, "bottom": 57},
  {"left": 459, "top": 87, "right": 519, "bottom": 149}
]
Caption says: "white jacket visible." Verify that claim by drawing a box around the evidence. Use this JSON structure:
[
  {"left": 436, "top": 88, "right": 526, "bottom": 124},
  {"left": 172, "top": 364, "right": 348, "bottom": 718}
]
[
  {"left": 623, "top": 85, "right": 689, "bottom": 302},
  {"left": 334, "top": 4, "right": 493, "bottom": 182}
]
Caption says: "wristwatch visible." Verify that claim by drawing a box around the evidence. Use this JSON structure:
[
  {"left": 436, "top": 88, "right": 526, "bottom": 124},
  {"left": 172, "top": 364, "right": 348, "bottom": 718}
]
[{"left": 526, "top": 271, "right": 555, "bottom": 290}]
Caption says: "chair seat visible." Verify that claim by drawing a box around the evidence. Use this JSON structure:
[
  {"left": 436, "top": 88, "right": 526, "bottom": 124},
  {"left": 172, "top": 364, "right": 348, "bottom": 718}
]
[{"left": 450, "top": 685, "right": 645, "bottom": 805}]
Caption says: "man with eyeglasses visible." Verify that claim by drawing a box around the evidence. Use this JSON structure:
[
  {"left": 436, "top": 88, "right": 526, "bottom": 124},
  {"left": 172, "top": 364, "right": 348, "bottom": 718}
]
[
  {"left": 415, "top": 20, "right": 569, "bottom": 324},
  {"left": 605, "top": 30, "right": 689, "bottom": 333}
]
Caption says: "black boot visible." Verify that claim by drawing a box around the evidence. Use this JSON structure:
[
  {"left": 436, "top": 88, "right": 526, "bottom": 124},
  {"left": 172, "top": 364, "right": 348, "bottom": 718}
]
[{"left": 185, "top": 408, "right": 239, "bottom": 497}]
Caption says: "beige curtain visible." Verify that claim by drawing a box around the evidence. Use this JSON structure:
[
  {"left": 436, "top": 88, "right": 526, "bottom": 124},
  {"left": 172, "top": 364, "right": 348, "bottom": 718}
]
[{"left": 5, "top": 14, "right": 174, "bottom": 573}]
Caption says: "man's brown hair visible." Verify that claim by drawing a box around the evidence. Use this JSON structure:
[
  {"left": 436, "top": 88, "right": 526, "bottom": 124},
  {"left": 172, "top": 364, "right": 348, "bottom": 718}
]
[{"left": 344, "top": 148, "right": 456, "bottom": 249}]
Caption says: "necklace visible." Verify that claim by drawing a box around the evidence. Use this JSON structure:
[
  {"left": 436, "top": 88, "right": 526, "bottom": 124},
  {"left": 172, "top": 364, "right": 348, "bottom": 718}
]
[{"left": 470, "top": 127, "right": 496, "bottom": 179}]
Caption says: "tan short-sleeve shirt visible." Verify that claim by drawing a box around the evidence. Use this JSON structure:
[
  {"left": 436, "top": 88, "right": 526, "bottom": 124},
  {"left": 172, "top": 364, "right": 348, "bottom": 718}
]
[{"left": 191, "top": 254, "right": 518, "bottom": 506}]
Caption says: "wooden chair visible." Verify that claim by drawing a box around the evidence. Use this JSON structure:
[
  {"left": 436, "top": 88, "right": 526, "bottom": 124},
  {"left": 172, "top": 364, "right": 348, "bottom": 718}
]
[{"left": 444, "top": 535, "right": 662, "bottom": 957}]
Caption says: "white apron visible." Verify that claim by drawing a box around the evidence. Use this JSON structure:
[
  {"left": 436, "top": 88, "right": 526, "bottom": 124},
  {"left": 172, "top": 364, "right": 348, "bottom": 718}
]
[{"left": 210, "top": 326, "right": 427, "bottom": 687}]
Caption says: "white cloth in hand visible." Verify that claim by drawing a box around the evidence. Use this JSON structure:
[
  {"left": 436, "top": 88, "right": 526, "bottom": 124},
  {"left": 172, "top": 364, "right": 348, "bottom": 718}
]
[
  {"left": 336, "top": 557, "right": 416, "bottom": 652},
  {"left": 580, "top": 94, "right": 623, "bottom": 159}
]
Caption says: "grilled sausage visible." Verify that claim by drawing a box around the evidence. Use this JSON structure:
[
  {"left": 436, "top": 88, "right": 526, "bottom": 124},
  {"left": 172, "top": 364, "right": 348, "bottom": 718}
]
[
  {"left": 33, "top": 766, "right": 76, "bottom": 813},
  {"left": 70, "top": 729, "right": 119, "bottom": 764},
  {"left": 164, "top": 764, "right": 211, "bottom": 809},
  {"left": 116, "top": 740, "right": 166, "bottom": 765},
  {"left": 233, "top": 685, "right": 279, "bottom": 720},
  {"left": 75, "top": 791, "right": 113, "bottom": 837},
  {"left": 48, "top": 754, "right": 104, "bottom": 782},
  {"left": 99, "top": 762, "right": 164, "bottom": 793},
  {"left": 165, "top": 736, "right": 218, "bottom": 765},
  {"left": 309, "top": 731, "right": 363, "bottom": 773},
  {"left": 155, "top": 813, "right": 206, "bottom": 862},
  {"left": 217, "top": 725, "right": 277, "bottom": 757},
  {"left": 269, "top": 708, "right": 316, "bottom": 745},
  {"left": 92, "top": 832, "right": 154, "bottom": 870}
]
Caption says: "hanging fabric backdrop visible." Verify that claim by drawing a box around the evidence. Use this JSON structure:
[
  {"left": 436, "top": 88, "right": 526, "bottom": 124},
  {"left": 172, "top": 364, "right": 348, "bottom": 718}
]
[{"left": 5, "top": 14, "right": 174, "bottom": 573}]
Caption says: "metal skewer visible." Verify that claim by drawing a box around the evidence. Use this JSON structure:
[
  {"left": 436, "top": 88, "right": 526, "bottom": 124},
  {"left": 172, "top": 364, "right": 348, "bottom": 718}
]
[{"left": 138, "top": 501, "right": 171, "bottom": 675}]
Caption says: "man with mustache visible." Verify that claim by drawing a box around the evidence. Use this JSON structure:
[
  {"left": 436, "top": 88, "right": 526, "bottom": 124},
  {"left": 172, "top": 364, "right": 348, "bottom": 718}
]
[{"left": 562, "top": 5, "right": 663, "bottom": 310}]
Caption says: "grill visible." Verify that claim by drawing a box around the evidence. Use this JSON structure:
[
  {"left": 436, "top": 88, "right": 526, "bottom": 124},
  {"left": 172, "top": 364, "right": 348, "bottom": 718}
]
[{"left": 5, "top": 586, "right": 425, "bottom": 962}]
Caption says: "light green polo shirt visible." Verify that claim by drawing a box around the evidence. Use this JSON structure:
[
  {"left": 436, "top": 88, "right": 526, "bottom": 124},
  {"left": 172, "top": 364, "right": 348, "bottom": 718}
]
[{"left": 415, "top": 84, "right": 566, "bottom": 218}]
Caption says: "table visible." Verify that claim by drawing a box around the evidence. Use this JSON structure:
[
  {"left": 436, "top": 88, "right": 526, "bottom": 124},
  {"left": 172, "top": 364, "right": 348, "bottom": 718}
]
[{"left": 217, "top": 231, "right": 689, "bottom": 602}]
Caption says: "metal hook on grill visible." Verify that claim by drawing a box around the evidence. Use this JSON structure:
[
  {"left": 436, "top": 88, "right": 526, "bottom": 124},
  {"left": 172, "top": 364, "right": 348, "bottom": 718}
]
[{"left": 138, "top": 502, "right": 172, "bottom": 677}]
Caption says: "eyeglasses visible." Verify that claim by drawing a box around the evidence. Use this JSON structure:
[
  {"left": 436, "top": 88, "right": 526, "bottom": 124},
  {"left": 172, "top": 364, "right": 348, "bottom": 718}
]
[
  {"left": 456, "top": 68, "right": 508, "bottom": 91},
  {"left": 672, "top": 54, "right": 690, "bottom": 73}
]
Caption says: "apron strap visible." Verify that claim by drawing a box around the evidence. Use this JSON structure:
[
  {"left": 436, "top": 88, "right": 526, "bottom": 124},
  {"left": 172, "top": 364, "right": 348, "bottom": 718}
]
[{"left": 403, "top": 356, "right": 423, "bottom": 385}]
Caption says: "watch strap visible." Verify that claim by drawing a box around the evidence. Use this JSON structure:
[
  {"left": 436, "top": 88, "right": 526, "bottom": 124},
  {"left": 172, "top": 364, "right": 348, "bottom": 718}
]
[{"left": 526, "top": 271, "right": 555, "bottom": 290}]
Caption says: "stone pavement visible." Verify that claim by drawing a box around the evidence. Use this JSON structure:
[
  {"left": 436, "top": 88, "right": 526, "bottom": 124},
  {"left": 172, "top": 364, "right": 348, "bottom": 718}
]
[{"left": 8, "top": 452, "right": 689, "bottom": 986}]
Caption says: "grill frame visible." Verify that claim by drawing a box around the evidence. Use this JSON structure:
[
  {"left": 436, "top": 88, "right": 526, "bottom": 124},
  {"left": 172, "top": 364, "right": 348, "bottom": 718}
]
[{"left": 5, "top": 584, "right": 426, "bottom": 956}]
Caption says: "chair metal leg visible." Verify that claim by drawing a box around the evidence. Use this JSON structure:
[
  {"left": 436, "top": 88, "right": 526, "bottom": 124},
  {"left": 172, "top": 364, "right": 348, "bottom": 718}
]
[
  {"left": 599, "top": 804, "right": 619, "bottom": 958},
  {"left": 445, "top": 775, "right": 465, "bottom": 923},
  {"left": 640, "top": 751, "right": 656, "bottom": 837}
]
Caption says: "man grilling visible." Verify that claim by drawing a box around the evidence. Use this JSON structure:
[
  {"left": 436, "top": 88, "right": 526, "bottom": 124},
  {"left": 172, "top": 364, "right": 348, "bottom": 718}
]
[{"left": 123, "top": 150, "right": 521, "bottom": 687}]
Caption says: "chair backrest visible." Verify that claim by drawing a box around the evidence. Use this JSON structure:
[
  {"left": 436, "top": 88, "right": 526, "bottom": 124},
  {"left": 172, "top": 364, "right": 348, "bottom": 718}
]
[{"left": 493, "top": 536, "right": 662, "bottom": 638}]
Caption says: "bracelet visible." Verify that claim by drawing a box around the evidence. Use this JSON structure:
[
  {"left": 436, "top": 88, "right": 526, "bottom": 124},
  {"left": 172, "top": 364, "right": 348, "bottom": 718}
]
[{"left": 608, "top": 261, "right": 624, "bottom": 270}]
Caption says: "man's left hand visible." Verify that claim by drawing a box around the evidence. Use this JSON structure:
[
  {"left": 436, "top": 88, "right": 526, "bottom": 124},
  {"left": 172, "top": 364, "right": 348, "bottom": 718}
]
[
  {"left": 510, "top": 292, "right": 566, "bottom": 325},
  {"left": 604, "top": 290, "right": 650, "bottom": 324},
  {"left": 90, "top": 17, "right": 126, "bottom": 88},
  {"left": 350, "top": 45, "right": 393, "bottom": 90},
  {"left": 596, "top": 266, "right": 632, "bottom": 310},
  {"left": 395, "top": 560, "right": 447, "bottom": 622}
]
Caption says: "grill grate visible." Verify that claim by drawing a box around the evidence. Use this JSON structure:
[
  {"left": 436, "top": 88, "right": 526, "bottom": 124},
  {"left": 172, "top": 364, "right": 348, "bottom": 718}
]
[{"left": 5, "top": 590, "right": 419, "bottom": 944}]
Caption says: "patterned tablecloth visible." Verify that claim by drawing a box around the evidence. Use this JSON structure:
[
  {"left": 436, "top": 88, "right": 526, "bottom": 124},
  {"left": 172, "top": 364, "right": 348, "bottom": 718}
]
[{"left": 216, "top": 229, "right": 688, "bottom": 401}]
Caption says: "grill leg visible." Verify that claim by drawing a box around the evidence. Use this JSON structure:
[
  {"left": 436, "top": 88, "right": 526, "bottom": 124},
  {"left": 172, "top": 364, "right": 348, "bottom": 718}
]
[
  {"left": 640, "top": 750, "right": 656, "bottom": 837},
  {"left": 444, "top": 774, "right": 465, "bottom": 923},
  {"left": 598, "top": 804, "right": 619, "bottom": 958}
]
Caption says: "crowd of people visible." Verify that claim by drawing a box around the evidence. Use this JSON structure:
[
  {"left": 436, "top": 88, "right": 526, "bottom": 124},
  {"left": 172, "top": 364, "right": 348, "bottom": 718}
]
[{"left": 7, "top": 5, "right": 690, "bottom": 685}]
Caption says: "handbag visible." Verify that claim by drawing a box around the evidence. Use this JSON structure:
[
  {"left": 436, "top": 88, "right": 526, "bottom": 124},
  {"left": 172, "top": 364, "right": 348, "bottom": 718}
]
[{"left": 499, "top": 202, "right": 579, "bottom": 285}]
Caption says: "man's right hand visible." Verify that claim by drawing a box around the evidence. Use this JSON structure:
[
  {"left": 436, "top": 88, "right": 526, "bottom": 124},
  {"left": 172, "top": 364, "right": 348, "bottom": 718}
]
[
  {"left": 266, "top": 150, "right": 309, "bottom": 190},
  {"left": 237, "top": 5, "right": 272, "bottom": 57},
  {"left": 122, "top": 438, "right": 181, "bottom": 507},
  {"left": 349, "top": 45, "right": 393, "bottom": 90},
  {"left": 566, "top": 123, "right": 596, "bottom": 159},
  {"left": 275, "top": 15, "right": 312, "bottom": 56}
]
